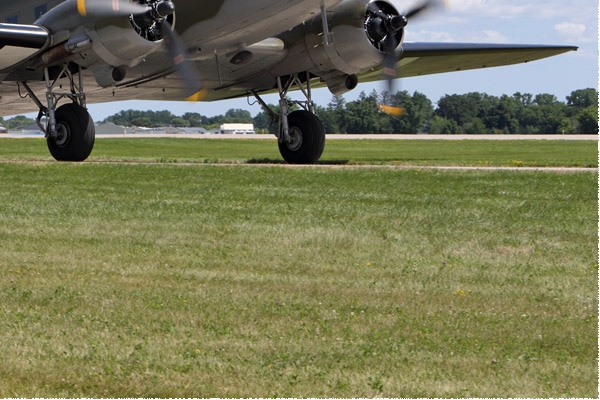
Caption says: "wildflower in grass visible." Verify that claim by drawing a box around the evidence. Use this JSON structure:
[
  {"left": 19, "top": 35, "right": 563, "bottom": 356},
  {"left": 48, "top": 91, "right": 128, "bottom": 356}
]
[{"left": 454, "top": 288, "right": 467, "bottom": 296}]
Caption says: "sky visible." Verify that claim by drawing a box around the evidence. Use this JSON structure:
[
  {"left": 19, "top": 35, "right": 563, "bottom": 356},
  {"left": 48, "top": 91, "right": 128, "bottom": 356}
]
[{"left": 61, "top": 0, "right": 600, "bottom": 120}]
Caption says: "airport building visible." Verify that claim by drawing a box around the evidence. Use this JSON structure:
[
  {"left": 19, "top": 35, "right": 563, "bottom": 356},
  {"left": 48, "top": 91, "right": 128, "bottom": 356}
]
[{"left": 218, "top": 123, "right": 255, "bottom": 134}]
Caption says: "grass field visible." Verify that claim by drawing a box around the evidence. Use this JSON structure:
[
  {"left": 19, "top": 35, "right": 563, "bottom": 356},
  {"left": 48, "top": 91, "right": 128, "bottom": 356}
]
[
  {"left": 0, "top": 136, "right": 597, "bottom": 167},
  {"left": 0, "top": 138, "right": 597, "bottom": 397}
]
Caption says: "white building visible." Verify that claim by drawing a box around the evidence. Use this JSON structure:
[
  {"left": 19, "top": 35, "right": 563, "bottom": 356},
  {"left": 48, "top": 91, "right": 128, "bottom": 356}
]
[{"left": 219, "top": 123, "right": 255, "bottom": 134}]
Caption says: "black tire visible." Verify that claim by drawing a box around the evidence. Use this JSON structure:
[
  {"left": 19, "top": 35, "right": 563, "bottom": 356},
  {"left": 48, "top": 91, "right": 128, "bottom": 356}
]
[
  {"left": 278, "top": 110, "right": 325, "bottom": 164},
  {"left": 47, "top": 103, "right": 95, "bottom": 162}
]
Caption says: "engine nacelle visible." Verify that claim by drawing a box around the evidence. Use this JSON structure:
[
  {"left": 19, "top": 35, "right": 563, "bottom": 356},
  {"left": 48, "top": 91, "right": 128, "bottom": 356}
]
[
  {"left": 325, "top": 73, "right": 359, "bottom": 96},
  {"left": 36, "top": 0, "right": 168, "bottom": 87},
  {"left": 86, "top": 21, "right": 162, "bottom": 71},
  {"left": 273, "top": 0, "right": 403, "bottom": 94}
]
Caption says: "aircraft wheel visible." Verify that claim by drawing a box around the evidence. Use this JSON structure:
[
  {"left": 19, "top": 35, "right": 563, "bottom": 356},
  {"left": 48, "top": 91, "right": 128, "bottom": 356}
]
[
  {"left": 278, "top": 110, "right": 325, "bottom": 164},
  {"left": 47, "top": 103, "right": 95, "bottom": 162}
]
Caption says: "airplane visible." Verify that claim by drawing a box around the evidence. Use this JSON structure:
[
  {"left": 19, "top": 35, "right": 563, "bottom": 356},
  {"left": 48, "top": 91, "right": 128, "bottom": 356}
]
[{"left": 0, "top": 0, "right": 577, "bottom": 163}]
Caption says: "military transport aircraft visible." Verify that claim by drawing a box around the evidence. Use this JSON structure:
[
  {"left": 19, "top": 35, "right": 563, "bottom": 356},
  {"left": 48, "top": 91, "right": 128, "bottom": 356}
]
[{"left": 0, "top": 0, "right": 576, "bottom": 163}]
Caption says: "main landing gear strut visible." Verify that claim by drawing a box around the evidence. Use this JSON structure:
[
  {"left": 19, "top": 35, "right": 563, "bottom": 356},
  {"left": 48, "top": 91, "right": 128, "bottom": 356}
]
[
  {"left": 251, "top": 72, "right": 325, "bottom": 164},
  {"left": 20, "top": 64, "right": 95, "bottom": 162}
]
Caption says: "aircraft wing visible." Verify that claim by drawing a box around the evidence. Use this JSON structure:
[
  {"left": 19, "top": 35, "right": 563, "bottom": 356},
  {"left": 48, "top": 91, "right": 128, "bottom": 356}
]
[
  {"left": 358, "top": 42, "right": 578, "bottom": 82},
  {"left": 111, "top": 42, "right": 580, "bottom": 101},
  {"left": 0, "top": 0, "right": 578, "bottom": 117},
  {"left": 0, "top": 42, "right": 578, "bottom": 117}
]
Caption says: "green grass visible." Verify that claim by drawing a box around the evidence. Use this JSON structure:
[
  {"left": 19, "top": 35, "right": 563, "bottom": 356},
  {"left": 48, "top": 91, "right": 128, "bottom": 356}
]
[
  {"left": 0, "top": 137, "right": 596, "bottom": 167},
  {"left": 0, "top": 139, "right": 597, "bottom": 397}
]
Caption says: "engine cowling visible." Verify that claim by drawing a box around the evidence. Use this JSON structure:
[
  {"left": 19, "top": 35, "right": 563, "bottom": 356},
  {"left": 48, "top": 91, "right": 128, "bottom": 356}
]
[
  {"left": 36, "top": 0, "right": 173, "bottom": 87},
  {"left": 273, "top": 0, "right": 404, "bottom": 95}
]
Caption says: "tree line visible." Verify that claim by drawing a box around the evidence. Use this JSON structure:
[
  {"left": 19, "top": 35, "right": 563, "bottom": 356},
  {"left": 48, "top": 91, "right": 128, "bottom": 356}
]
[
  {"left": 308, "top": 88, "right": 597, "bottom": 134},
  {"left": 4, "top": 87, "right": 590, "bottom": 134}
]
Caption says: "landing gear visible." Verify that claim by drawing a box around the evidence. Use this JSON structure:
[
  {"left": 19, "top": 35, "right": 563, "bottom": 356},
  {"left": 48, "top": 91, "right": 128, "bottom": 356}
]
[
  {"left": 252, "top": 72, "right": 325, "bottom": 164},
  {"left": 47, "top": 103, "right": 95, "bottom": 162},
  {"left": 20, "top": 64, "right": 95, "bottom": 162},
  {"left": 278, "top": 110, "right": 325, "bottom": 164}
]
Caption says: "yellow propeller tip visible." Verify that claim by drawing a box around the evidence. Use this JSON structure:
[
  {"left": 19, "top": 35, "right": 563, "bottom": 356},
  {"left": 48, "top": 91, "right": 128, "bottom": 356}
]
[
  {"left": 379, "top": 104, "right": 405, "bottom": 116},
  {"left": 186, "top": 89, "right": 207, "bottom": 102},
  {"left": 77, "top": 0, "right": 87, "bottom": 16}
]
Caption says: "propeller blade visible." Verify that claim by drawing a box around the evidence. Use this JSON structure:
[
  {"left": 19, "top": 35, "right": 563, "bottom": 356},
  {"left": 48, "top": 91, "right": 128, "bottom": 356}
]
[
  {"left": 77, "top": 0, "right": 151, "bottom": 18},
  {"left": 379, "top": 104, "right": 404, "bottom": 116},
  {"left": 160, "top": 20, "right": 205, "bottom": 101},
  {"left": 366, "top": 0, "right": 447, "bottom": 115},
  {"left": 405, "top": 0, "right": 447, "bottom": 20},
  {"left": 382, "top": 34, "right": 397, "bottom": 90}
]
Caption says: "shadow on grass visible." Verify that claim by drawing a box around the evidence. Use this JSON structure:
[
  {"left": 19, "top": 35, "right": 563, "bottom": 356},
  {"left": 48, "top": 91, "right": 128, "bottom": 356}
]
[{"left": 246, "top": 158, "right": 351, "bottom": 165}]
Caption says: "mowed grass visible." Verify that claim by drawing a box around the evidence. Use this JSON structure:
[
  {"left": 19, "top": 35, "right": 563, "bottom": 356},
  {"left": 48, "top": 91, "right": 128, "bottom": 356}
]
[
  {"left": 0, "top": 136, "right": 596, "bottom": 167},
  {"left": 0, "top": 139, "right": 597, "bottom": 397}
]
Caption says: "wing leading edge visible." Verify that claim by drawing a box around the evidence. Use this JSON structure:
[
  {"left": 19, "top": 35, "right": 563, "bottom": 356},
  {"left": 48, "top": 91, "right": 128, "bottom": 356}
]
[
  {"left": 0, "top": 23, "right": 49, "bottom": 49},
  {"left": 0, "top": 23, "right": 50, "bottom": 71}
]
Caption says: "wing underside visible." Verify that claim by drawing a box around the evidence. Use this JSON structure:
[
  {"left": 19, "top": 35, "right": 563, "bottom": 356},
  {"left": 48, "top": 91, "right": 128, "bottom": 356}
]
[
  {"left": 0, "top": 42, "right": 578, "bottom": 117},
  {"left": 358, "top": 42, "right": 578, "bottom": 82}
]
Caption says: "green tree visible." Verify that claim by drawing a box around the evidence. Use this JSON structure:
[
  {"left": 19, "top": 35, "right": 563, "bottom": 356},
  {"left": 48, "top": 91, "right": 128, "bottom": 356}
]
[
  {"left": 344, "top": 91, "right": 383, "bottom": 134},
  {"left": 519, "top": 101, "right": 569, "bottom": 133},
  {"left": 388, "top": 91, "right": 433, "bottom": 133},
  {"left": 436, "top": 93, "right": 482, "bottom": 126},
  {"left": 225, "top": 108, "right": 253, "bottom": 123},
  {"left": 557, "top": 118, "right": 575, "bottom": 134},
  {"left": 534, "top": 93, "right": 559, "bottom": 106},
  {"left": 182, "top": 112, "right": 205, "bottom": 127},
  {"left": 567, "top": 88, "right": 598, "bottom": 108},
  {"left": 253, "top": 104, "right": 279, "bottom": 134},
  {"left": 324, "top": 95, "right": 347, "bottom": 133},
  {"left": 494, "top": 95, "right": 521, "bottom": 133},
  {"left": 101, "top": 87, "right": 596, "bottom": 135},
  {"left": 131, "top": 117, "right": 152, "bottom": 127},
  {"left": 315, "top": 105, "right": 338, "bottom": 134},
  {"left": 429, "top": 116, "right": 462, "bottom": 134},
  {"left": 576, "top": 106, "right": 599, "bottom": 133},
  {"left": 4, "top": 115, "right": 35, "bottom": 129},
  {"left": 153, "top": 110, "right": 176, "bottom": 126},
  {"left": 170, "top": 117, "right": 190, "bottom": 127},
  {"left": 463, "top": 118, "right": 487, "bottom": 134},
  {"left": 513, "top": 92, "right": 534, "bottom": 107}
]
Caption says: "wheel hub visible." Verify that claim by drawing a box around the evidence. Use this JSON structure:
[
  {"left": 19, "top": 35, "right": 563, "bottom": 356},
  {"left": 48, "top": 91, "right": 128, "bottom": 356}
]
[
  {"left": 53, "top": 123, "right": 70, "bottom": 148},
  {"left": 286, "top": 126, "right": 303, "bottom": 152}
]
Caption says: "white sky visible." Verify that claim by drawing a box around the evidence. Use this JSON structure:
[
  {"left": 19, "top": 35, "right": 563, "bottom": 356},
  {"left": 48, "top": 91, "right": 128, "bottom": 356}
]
[{"left": 68, "top": 0, "right": 600, "bottom": 120}]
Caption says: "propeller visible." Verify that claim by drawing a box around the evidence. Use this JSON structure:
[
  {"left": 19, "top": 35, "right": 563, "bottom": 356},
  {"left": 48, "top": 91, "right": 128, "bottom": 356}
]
[
  {"left": 159, "top": 18, "right": 205, "bottom": 101},
  {"left": 366, "top": 0, "right": 446, "bottom": 115},
  {"left": 77, "top": 0, "right": 205, "bottom": 101}
]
